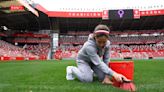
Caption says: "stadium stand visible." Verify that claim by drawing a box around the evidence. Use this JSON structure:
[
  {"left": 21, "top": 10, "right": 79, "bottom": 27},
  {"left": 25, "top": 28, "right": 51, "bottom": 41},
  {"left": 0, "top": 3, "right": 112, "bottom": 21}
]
[
  {"left": 25, "top": 44, "right": 50, "bottom": 59},
  {"left": 57, "top": 30, "right": 164, "bottom": 60},
  {"left": 0, "top": 40, "right": 37, "bottom": 60},
  {"left": 56, "top": 44, "right": 164, "bottom": 59},
  {"left": 0, "top": 33, "right": 50, "bottom": 60}
]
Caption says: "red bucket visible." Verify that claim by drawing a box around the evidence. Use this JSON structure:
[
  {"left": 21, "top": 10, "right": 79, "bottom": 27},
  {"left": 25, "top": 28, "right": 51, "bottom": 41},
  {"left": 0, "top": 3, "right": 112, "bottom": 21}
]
[{"left": 109, "top": 61, "right": 134, "bottom": 80}]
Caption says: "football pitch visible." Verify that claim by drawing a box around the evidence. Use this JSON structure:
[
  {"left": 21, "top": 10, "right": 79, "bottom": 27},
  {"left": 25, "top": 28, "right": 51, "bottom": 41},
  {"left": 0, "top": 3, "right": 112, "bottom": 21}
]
[{"left": 0, "top": 59, "right": 164, "bottom": 92}]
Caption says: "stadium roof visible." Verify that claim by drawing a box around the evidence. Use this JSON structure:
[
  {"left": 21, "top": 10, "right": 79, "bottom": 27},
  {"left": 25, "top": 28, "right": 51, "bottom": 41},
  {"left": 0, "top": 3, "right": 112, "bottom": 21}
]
[
  {"left": 0, "top": 0, "right": 50, "bottom": 31},
  {"left": 35, "top": 0, "right": 164, "bottom": 11},
  {"left": 0, "top": 0, "right": 164, "bottom": 31}
]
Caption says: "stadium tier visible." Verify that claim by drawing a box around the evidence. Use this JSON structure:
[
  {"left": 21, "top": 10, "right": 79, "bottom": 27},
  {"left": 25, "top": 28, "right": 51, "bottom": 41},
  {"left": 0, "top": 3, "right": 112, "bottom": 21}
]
[
  {"left": 0, "top": 40, "right": 49, "bottom": 60},
  {"left": 59, "top": 34, "right": 164, "bottom": 45},
  {"left": 0, "top": 40, "right": 37, "bottom": 60},
  {"left": 54, "top": 45, "right": 164, "bottom": 60},
  {"left": 25, "top": 44, "right": 50, "bottom": 58}
]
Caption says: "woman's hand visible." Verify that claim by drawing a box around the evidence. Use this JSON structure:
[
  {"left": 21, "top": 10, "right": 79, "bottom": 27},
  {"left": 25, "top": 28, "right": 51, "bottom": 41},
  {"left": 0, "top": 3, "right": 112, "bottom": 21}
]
[
  {"left": 112, "top": 72, "right": 131, "bottom": 83},
  {"left": 102, "top": 75, "right": 113, "bottom": 85}
]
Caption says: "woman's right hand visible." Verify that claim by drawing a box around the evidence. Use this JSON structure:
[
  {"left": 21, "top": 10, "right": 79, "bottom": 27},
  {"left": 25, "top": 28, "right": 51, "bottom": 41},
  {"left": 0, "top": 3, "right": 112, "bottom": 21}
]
[
  {"left": 112, "top": 72, "right": 123, "bottom": 82},
  {"left": 112, "top": 72, "right": 130, "bottom": 83}
]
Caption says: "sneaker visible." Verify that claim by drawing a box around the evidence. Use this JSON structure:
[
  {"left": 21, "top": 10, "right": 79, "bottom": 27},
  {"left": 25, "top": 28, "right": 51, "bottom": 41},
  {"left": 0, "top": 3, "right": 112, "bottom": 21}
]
[{"left": 66, "top": 66, "right": 75, "bottom": 80}]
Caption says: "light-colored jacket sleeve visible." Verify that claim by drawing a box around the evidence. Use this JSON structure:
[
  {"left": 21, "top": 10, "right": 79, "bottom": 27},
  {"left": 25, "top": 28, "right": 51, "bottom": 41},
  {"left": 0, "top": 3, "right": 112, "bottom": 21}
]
[
  {"left": 85, "top": 46, "right": 114, "bottom": 76},
  {"left": 103, "top": 47, "right": 110, "bottom": 65},
  {"left": 103, "top": 41, "right": 111, "bottom": 65}
]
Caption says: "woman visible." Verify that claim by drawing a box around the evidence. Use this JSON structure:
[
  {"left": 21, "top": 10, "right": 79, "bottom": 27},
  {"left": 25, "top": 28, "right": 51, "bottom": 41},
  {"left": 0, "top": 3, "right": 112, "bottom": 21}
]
[{"left": 66, "top": 24, "right": 128, "bottom": 84}]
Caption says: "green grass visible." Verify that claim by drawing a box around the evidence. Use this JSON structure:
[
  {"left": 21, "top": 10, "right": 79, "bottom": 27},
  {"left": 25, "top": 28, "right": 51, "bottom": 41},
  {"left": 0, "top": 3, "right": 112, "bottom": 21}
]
[{"left": 0, "top": 59, "right": 164, "bottom": 92}]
